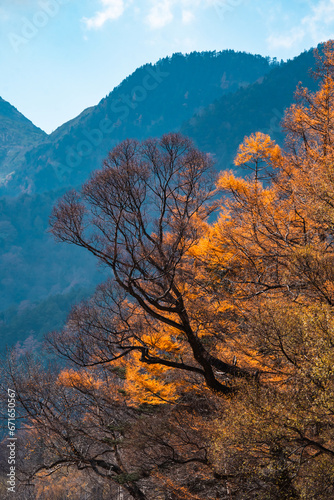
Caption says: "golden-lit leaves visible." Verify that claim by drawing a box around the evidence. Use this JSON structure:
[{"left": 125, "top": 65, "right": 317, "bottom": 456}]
[
  {"left": 124, "top": 352, "right": 179, "bottom": 405},
  {"left": 12, "top": 44, "right": 334, "bottom": 499},
  {"left": 234, "top": 132, "right": 282, "bottom": 172},
  {"left": 141, "top": 328, "right": 182, "bottom": 355},
  {"left": 57, "top": 368, "right": 103, "bottom": 392},
  {"left": 217, "top": 171, "right": 251, "bottom": 195},
  {"left": 153, "top": 473, "right": 203, "bottom": 500}
]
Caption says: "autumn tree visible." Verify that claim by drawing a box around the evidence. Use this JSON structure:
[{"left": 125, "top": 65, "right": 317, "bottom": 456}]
[
  {"left": 234, "top": 131, "right": 281, "bottom": 183},
  {"left": 49, "top": 133, "right": 253, "bottom": 395},
  {"left": 2, "top": 134, "right": 251, "bottom": 500},
  {"left": 199, "top": 41, "right": 334, "bottom": 498},
  {"left": 283, "top": 40, "right": 334, "bottom": 229},
  {"left": 5, "top": 42, "right": 334, "bottom": 500},
  {"left": 3, "top": 349, "right": 221, "bottom": 500}
]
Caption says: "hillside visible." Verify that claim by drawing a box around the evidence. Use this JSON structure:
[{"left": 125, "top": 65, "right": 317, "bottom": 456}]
[
  {"left": 0, "top": 97, "right": 46, "bottom": 183},
  {"left": 0, "top": 47, "right": 321, "bottom": 350},
  {"left": 2, "top": 50, "right": 273, "bottom": 195},
  {"left": 182, "top": 48, "right": 318, "bottom": 170}
]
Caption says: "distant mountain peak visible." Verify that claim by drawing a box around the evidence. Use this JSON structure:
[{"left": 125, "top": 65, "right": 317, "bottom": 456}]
[{"left": 0, "top": 96, "right": 47, "bottom": 182}]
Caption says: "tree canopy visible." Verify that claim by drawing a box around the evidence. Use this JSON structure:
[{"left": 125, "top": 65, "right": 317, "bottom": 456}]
[{"left": 2, "top": 41, "right": 334, "bottom": 500}]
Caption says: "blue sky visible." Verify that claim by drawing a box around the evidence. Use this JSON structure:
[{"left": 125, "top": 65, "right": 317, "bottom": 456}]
[{"left": 0, "top": 0, "right": 333, "bottom": 133}]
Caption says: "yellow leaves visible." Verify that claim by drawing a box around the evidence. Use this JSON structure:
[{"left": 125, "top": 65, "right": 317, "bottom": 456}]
[
  {"left": 260, "top": 187, "right": 277, "bottom": 206},
  {"left": 217, "top": 164, "right": 281, "bottom": 224},
  {"left": 279, "top": 44, "right": 334, "bottom": 233},
  {"left": 124, "top": 352, "right": 179, "bottom": 405},
  {"left": 202, "top": 43, "right": 334, "bottom": 494},
  {"left": 217, "top": 170, "right": 251, "bottom": 196},
  {"left": 153, "top": 473, "right": 203, "bottom": 500},
  {"left": 211, "top": 385, "right": 296, "bottom": 464},
  {"left": 234, "top": 132, "right": 282, "bottom": 170},
  {"left": 57, "top": 368, "right": 103, "bottom": 391},
  {"left": 34, "top": 468, "right": 95, "bottom": 500},
  {"left": 248, "top": 298, "right": 334, "bottom": 396},
  {"left": 288, "top": 102, "right": 314, "bottom": 130},
  {"left": 141, "top": 328, "right": 182, "bottom": 355},
  {"left": 187, "top": 232, "right": 210, "bottom": 259},
  {"left": 299, "top": 306, "right": 334, "bottom": 386}
]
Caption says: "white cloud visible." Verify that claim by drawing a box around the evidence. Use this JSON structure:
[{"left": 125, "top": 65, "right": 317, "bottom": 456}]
[
  {"left": 146, "top": 0, "right": 174, "bottom": 29},
  {"left": 182, "top": 9, "right": 195, "bottom": 24},
  {"left": 302, "top": 0, "right": 334, "bottom": 41},
  {"left": 82, "top": 0, "right": 125, "bottom": 30},
  {"left": 82, "top": 0, "right": 220, "bottom": 32},
  {"left": 267, "top": 0, "right": 334, "bottom": 51},
  {"left": 267, "top": 26, "right": 305, "bottom": 50},
  {"left": 145, "top": 0, "right": 213, "bottom": 30}
]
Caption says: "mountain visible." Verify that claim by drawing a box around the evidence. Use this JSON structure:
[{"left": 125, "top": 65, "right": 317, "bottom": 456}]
[
  {"left": 0, "top": 97, "right": 46, "bottom": 183},
  {"left": 182, "top": 48, "right": 318, "bottom": 171},
  {"left": 0, "top": 189, "right": 100, "bottom": 312},
  {"left": 2, "top": 50, "right": 273, "bottom": 195},
  {"left": 0, "top": 47, "right": 322, "bottom": 350}
]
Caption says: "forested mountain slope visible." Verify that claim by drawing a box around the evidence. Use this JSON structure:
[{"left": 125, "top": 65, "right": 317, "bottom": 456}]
[
  {"left": 182, "top": 48, "right": 318, "bottom": 170},
  {"left": 0, "top": 97, "right": 46, "bottom": 183},
  {"left": 2, "top": 50, "right": 272, "bottom": 196},
  {"left": 4, "top": 41, "right": 334, "bottom": 498},
  {"left": 0, "top": 47, "right": 320, "bottom": 350}
]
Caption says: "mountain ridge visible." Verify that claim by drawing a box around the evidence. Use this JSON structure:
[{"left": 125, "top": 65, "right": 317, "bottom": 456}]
[
  {"left": 182, "top": 48, "right": 318, "bottom": 171},
  {"left": 0, "top": 49, "right": 274, "bottom": 195},
  {"left": 0, "top": 45, "right": 323, "bottom": 350},
  {"left": 0, "top": 96, "right": 47, "bottom": 184}
]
